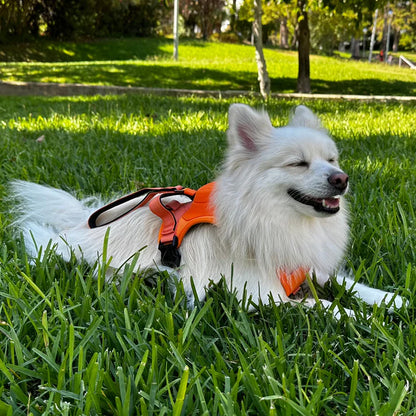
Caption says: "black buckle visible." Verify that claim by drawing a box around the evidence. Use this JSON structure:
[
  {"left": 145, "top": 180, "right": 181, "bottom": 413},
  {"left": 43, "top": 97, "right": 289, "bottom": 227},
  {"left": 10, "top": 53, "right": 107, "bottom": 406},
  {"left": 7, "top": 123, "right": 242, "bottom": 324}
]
[{"left": 159, "top": 236, "right": 181, "bottom": 268}]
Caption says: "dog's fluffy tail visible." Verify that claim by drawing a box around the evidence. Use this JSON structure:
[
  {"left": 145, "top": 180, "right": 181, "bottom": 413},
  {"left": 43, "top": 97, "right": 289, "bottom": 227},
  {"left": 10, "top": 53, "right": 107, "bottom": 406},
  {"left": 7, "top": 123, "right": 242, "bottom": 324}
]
[{"left": 10, "top": 180, "right": 102, "bottom": 256}]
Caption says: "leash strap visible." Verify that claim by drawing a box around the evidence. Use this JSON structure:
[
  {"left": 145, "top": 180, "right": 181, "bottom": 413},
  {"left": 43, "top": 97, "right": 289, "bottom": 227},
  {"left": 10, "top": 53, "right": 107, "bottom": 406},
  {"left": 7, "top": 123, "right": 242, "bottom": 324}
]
[
  {"left": 88, "top": 186, "right": 184, "bottom": 228},
  {"left": 87, "top": 185, "right": 198, "bottom": 268}
]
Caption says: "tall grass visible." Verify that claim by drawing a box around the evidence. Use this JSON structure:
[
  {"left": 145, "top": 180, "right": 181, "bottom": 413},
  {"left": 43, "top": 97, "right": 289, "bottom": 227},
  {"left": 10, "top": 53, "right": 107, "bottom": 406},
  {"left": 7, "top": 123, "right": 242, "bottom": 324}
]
[
  {"left": 1, "top": 38, "right": 415, "bottom": 95},
  {"left": 0, "top": 94, "right": 415, "bottom": 415}
]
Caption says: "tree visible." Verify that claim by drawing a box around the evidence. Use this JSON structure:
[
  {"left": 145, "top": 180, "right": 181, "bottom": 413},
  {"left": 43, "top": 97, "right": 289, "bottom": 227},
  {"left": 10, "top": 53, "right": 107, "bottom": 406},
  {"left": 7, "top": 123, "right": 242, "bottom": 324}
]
[
  {"left": 180, "top": 0, "right": 200, "bottom": 36},
  {"left": 180, "top": 0, "right": 225, "bottom": 39},
  {"left": 229, "top": 0, "right": 238, "bottom": 33},
  {"left": 253, "top": 0, "right": 270, "bottom": 98},
  {"left": 0, "top": 0, "right": 165, "bottom": 41},
  {"left": 310, "top": 7, "right": 366, "bottom": 55},
  {"left": 0, "top": 0, "right": 41, "bottom": 40},
  {"left": 296, "top": 0, "right": 311, "bottom": 93},
  {"left": 262, "top": 1, "right": 297, "bottom": 48},
  {"left": 237, "top": 0, "right": 311, "bottom": 93},
  {"left": 322, "top": 0, "right": 386, "bottom": 59},
  {"left": 386, "top": 1, "right": 416, "bottom": 51}
]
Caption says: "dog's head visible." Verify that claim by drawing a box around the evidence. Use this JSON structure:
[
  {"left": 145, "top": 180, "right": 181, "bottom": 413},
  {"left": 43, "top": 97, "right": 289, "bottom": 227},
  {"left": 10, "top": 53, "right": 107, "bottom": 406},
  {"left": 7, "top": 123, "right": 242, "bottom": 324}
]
[{"left": 225, "top": 104, "right": 348, "bottom": 218}]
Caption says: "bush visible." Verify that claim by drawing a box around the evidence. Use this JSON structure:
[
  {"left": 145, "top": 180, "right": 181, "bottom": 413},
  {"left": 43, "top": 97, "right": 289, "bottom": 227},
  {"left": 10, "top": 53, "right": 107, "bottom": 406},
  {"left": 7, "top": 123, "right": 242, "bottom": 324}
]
[{"left": 0, "top": 0, "right": 166, "bottom": 41}]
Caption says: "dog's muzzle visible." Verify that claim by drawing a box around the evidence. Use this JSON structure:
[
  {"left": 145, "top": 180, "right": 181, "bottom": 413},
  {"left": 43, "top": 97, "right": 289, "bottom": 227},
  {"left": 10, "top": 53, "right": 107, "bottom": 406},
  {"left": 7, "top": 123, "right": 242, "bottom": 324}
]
[{"left": 288, "top": 172, "right": 349, "bottom": 215}]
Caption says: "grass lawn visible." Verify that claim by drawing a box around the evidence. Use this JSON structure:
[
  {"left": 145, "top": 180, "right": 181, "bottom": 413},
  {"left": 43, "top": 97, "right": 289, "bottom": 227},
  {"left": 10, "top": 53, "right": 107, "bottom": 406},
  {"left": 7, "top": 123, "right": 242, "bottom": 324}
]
[
  {"left": 0, "top": 93, "right": 416, "bottom": 415},
  {"left": 0, "top": 37, "right": 416, "bottom": 96}
]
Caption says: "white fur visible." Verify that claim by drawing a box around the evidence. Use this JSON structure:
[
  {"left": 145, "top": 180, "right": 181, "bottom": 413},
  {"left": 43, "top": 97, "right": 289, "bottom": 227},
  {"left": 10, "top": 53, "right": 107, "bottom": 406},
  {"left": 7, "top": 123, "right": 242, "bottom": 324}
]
[{"left": 10, "top": 104, "right": 405, "bottom": 316}]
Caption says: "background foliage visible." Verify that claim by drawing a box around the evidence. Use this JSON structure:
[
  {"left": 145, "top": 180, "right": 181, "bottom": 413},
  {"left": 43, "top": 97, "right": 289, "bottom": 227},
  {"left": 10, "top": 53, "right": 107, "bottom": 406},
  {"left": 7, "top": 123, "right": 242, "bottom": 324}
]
[
  {"left": 1, "top": 0, "right": 416, "bottom": 53},
  {"left": 0, "top": 0, "right": 163, "bottom": 41}
]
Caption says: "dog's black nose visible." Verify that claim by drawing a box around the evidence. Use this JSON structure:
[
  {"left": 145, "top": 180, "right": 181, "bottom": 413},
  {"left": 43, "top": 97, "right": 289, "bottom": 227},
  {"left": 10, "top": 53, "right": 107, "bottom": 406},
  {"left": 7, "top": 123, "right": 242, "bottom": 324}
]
[{"left": 328, "top": 172, "right": 349, "bottom": 191}]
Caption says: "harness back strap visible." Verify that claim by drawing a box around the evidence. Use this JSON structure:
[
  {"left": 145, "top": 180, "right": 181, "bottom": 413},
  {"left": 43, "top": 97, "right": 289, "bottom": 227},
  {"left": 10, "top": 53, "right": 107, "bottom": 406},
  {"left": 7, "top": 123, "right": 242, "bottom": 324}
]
[{"left": 175, "top": 182, "right": 216, "bottom": 247}]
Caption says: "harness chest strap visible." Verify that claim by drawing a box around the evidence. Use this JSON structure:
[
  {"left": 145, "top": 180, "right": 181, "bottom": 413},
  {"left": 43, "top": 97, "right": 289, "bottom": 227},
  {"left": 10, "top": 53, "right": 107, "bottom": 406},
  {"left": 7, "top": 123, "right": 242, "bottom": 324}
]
[
  {"left": 148, "top": 182, "right": 216, "bottom": 268},
  {"left": 278, "top": 268, "right": 308, "bottom": 296}
]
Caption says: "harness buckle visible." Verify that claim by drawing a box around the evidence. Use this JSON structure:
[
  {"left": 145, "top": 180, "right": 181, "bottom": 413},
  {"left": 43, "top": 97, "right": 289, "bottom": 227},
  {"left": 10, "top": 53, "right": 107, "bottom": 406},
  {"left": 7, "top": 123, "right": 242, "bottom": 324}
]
[{"left": 158, "top": 236, "right": 181, "bottom": 268}]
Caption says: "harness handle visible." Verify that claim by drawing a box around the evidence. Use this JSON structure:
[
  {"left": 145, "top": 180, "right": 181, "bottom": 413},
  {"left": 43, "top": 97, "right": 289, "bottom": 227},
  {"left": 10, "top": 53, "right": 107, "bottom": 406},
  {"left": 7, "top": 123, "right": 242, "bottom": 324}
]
[{"left": 88, "top": 186, "right": 184, "bottom": 228}]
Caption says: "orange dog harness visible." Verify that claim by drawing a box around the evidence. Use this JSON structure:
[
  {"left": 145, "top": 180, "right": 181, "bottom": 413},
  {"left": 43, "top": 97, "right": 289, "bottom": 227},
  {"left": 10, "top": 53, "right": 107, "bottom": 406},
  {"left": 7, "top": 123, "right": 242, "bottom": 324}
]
[
  {"left": 88, "top": 182, "right": 306, "bottom": 296},
  {"left": 147, "top": 182, "right": 216, "bottom": 267},
  {"left": 278, "top": 268, "right": 308, "bottom": 296}
]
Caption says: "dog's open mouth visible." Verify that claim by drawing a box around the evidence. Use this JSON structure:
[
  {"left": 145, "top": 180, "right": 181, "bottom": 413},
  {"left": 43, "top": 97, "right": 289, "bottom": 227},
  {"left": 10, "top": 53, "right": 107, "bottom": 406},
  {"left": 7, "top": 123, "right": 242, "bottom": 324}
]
[{"left": 287, "top": 189, "right": 341, "bottom": 214}]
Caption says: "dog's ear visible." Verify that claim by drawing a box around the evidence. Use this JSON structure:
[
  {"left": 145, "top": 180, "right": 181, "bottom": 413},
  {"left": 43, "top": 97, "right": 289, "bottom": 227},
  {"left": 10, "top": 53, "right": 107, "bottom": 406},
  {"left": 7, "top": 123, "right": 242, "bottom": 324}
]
[
  {"left": 289, "top": 105, "right": 322, "bottom": 130},
  {"left": 228, "top": 104, "right": 273, "bottom": 152}
]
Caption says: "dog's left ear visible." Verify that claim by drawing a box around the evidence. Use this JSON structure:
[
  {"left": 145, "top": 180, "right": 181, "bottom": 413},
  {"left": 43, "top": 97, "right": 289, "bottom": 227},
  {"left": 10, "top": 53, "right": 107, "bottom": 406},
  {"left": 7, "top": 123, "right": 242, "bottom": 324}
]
[
  {"left": 289, "top": 105, "right": 322, "bottom": 130},
  {"left": 228, "top": 104, "right": 273, "bottom": 152}
]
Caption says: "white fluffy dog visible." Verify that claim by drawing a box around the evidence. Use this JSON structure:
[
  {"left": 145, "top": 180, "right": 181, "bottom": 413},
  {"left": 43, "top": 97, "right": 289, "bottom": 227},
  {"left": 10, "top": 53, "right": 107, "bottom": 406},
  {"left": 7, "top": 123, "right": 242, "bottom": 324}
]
[{"left": 11, "top": 104, "right": 405, "bottom": 316}]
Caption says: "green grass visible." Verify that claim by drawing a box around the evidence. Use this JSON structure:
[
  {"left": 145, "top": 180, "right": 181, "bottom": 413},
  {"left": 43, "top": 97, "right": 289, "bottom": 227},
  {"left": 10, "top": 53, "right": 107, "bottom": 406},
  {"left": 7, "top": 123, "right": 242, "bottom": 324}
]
[
  {"left": 1, "top": 38, "right": 416, "bottom": 95},
  {"left": 1, "top": 94, "right": 416, "bottom": 415}
]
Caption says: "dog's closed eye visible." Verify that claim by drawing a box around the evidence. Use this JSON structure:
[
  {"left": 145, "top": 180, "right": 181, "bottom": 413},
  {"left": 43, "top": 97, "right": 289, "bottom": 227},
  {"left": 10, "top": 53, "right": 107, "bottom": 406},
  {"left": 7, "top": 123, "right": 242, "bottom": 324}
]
[{"left": 288, "top": 161, "right": 309, "bottom": 168}]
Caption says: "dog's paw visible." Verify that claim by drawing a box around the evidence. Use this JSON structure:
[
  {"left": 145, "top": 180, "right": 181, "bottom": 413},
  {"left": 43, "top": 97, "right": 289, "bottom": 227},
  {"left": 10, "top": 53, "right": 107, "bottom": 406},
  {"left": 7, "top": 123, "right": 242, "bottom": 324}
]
[
  {"left": 320, "top": 299, "right": 357, "bottom": 320},
  {"left": 302, "top": 298, "right": 356, "bottom": 320}
]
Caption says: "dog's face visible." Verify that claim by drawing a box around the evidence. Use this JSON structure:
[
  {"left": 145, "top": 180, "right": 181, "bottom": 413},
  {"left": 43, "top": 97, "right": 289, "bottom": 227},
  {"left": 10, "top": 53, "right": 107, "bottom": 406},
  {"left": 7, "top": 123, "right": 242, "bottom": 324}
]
[
  {"left": 225, "top": 104, "right": 348, "bottom": 218},
  {"left": 270, "top": 126, "right": 348, "bottom": 217}
]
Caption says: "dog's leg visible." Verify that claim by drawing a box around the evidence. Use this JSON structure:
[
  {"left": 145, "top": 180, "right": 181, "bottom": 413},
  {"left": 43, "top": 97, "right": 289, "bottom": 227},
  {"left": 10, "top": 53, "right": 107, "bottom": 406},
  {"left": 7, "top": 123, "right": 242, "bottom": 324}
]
[
  {"left": 301, "top": 298, "right": 356, "bottom": 320},
  {"left": 335, "top": 274, "right": 406, "bottom": 311}
]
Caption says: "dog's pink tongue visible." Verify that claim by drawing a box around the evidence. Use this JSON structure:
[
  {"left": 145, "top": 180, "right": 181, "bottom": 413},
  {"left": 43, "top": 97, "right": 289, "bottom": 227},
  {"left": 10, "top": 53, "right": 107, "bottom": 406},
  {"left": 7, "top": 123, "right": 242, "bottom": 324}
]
[{"left": 324, "top": 198, "right": 340, "bottom": 208}]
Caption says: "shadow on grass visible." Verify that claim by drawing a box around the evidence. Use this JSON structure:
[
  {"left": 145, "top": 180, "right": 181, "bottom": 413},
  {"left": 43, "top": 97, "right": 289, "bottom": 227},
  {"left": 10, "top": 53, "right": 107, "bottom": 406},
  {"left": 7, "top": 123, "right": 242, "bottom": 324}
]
[
  {"left": 4, "top": 63, "right": 259, "bottom": 91},
  {"left": 311, "top": 78, "right": 416, "bottom": 96},
  {"left": 0, "top": 37, "right": 174, "bottom": 62},
  {"left": 270, "top": 77, "right": 416, "bottom": 96},
  {"left": 4, "top": 60, "right": 415, "bottom": 96}
]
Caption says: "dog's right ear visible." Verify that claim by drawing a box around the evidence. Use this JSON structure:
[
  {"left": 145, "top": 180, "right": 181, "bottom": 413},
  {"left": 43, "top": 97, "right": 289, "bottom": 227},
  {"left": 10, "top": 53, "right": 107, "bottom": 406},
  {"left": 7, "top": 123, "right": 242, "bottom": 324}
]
[
  {"left": 289, "top": 105, "right": 322, "bottom": 130},
  {"left": 227, "top": 104, "right": 273, "bottom": 152}
]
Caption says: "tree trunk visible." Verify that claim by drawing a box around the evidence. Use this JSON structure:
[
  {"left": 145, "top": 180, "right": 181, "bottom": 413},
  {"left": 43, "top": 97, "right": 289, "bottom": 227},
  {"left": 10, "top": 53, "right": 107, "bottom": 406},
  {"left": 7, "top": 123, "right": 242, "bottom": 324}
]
[
  {"left": 392, "top": 28, "right": 400, "bottom": 52},
  {"left": 230, "top": 0, "right": 237, "bottom": 33},
  {"left": 296, "top": 0, "right": 310, "bottom": 93},
  {"left": 368, "top": 8, "right": 378, "bottom": 62},
  {"left": 280, "top": 17, "right": 289, "bottom": 48},
  {"left": 253, "top": 0, "right": 270, "bottom": 99},
  {"left": 381, "top": 6, "right": 388, "bottom": 53},
  {"left": 350, "top": 37, "right": 361, "bottom": 59}
]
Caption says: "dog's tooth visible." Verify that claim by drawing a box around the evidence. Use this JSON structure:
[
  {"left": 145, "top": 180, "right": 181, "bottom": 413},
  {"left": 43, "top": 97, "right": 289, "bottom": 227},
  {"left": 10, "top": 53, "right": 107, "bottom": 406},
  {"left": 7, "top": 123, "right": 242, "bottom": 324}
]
[{"left": 322, "top": 197, "right": 340, "bottom": 209}]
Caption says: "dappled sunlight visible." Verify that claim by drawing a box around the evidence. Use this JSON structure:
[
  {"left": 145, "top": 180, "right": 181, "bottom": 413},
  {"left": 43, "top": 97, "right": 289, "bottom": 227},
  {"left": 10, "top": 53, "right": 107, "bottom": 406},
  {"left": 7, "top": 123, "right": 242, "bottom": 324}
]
[
  {"left": 317, "top": 103, "right": 416, "bottom": 136},
  {"left": 2, "top": 98, "right": 231, "bottom": 138},
  {"left": 0, "top": 61, "right": 259, "bottom": 91}
]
